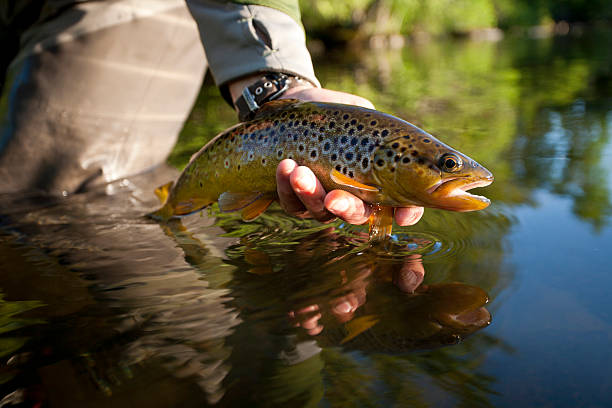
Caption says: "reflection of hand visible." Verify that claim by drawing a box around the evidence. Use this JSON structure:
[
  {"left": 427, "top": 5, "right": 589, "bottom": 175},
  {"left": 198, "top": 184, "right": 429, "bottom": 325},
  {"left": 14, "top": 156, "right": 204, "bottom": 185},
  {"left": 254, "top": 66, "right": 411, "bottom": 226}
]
[{"left": 289, "top": 252, "right": 426, "bottom": 337}]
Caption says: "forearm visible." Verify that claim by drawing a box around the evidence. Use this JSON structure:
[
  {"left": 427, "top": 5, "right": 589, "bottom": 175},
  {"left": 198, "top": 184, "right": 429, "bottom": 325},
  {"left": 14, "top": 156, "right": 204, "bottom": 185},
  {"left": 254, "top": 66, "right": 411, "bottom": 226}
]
[{"left": 185, "top": 0, "right": 320, "bottom": 104}]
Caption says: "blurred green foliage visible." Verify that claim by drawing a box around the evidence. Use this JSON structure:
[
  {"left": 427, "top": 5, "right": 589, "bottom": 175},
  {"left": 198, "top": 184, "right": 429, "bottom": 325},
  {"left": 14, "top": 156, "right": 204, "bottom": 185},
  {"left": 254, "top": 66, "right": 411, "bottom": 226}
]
[{"left": 298, "top": 0, "right": 612, "bottom": 38}]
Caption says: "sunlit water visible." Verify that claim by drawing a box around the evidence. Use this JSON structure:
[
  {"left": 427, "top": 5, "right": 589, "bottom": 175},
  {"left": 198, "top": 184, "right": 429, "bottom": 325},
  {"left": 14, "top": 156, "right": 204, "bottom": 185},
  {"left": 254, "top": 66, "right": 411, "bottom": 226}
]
[{"left": 2, "top": 30, "right": 612, "bottom": 407}]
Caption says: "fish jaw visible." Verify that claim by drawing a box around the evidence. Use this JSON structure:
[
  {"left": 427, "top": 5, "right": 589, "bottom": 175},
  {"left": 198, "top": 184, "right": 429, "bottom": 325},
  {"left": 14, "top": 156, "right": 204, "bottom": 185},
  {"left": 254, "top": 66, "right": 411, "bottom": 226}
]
[{"left": 425, "top": 174, "right": 494, "bottom": 212}]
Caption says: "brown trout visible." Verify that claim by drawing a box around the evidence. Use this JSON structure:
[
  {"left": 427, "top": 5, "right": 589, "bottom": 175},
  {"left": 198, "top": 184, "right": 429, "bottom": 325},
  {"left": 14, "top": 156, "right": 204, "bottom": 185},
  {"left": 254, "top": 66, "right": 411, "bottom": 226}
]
[{"left": 151, "top": 100, "right": 493, "bottom": 237}]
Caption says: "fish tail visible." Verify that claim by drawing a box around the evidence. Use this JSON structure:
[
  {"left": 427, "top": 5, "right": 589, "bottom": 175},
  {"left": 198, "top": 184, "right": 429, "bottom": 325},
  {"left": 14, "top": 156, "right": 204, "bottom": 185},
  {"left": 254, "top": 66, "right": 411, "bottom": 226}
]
[
  {"left": 154, "top": 181, "right": 174, "bottom": 204},
  {"left": 147, "top": 181, "right": 175, "bottom": 221}
]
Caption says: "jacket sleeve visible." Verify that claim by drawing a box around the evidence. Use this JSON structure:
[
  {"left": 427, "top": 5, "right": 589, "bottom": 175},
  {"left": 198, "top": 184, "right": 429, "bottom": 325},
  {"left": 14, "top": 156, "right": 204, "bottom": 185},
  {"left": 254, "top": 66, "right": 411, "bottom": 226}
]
[{"left": 185, "top": 0, "right": 320, "bottom": 92}]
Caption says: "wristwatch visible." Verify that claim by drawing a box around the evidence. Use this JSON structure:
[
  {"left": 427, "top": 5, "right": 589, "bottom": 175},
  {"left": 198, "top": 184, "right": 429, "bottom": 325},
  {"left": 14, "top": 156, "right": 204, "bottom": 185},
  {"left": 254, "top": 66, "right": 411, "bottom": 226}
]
[{"left": 233, "top": 73, "right": 305, "bottom": 122}]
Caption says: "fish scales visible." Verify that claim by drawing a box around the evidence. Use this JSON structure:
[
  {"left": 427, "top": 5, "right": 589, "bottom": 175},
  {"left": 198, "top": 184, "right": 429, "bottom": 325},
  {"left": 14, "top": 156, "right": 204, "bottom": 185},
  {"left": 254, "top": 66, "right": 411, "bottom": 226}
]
[{"left": 152, "top": 99, "right": 493, "bottom": 224}]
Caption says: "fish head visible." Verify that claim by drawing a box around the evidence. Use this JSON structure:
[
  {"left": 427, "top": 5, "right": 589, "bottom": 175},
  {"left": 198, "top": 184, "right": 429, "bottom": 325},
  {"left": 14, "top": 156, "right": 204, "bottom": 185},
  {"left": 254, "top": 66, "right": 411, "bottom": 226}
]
[{"left": 372, "top": 127, "right": 493, "bottom": 211}]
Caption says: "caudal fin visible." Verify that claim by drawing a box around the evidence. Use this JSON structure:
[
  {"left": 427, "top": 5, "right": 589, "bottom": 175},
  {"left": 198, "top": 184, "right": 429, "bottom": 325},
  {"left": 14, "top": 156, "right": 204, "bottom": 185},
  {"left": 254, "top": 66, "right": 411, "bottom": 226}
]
[{"left": 147, "top": 181, "right": 175, "bottom": 221}]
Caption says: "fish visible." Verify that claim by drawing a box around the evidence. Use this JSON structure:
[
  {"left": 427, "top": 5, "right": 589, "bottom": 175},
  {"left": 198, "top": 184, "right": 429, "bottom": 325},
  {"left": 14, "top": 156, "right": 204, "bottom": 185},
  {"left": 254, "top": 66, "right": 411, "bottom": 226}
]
[{"left": 150, "top": 99, "right": 493, "bottom": 239}]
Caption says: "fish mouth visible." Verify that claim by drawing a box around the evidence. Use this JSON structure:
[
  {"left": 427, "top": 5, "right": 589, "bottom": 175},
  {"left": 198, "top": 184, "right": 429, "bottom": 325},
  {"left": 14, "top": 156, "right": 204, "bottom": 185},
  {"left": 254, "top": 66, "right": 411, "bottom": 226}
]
[{"left": 426, "top": 175, "right": 494, "bottom": 211}]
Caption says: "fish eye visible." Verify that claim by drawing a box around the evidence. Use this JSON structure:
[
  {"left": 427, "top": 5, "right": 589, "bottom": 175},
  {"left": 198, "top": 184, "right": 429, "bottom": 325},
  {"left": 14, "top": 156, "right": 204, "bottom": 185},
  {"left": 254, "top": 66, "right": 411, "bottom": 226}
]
[{"left": 438, "top": 153, "right": 463, "bottom": 173}]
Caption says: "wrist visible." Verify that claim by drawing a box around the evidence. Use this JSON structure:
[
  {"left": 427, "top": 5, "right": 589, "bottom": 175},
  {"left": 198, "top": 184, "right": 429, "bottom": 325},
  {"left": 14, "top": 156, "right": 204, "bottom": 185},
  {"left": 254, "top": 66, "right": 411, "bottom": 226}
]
[{"left": 228, "top": 73, "right": 315, "bottom": 121}]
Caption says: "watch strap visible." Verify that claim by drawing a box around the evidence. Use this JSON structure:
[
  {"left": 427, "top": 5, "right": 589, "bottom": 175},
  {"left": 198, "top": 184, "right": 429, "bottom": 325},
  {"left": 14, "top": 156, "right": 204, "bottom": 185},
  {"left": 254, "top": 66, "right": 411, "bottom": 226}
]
[{"left": 234, "top": 73, "right": 304, "bottom": 122}]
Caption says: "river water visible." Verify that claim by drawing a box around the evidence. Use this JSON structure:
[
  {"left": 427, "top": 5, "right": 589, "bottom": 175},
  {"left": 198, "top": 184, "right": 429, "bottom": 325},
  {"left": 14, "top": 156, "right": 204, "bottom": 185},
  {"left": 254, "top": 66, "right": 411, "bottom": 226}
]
[{"left": 1, "top": 29, "right": 611, "bottom": 407}]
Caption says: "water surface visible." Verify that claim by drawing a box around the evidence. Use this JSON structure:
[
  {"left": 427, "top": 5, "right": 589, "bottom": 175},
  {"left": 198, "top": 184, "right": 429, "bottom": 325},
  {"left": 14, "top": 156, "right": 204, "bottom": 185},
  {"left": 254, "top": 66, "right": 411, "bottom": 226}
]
[{"left": 1, "top": 29, "right": 612, "bottom": 407}]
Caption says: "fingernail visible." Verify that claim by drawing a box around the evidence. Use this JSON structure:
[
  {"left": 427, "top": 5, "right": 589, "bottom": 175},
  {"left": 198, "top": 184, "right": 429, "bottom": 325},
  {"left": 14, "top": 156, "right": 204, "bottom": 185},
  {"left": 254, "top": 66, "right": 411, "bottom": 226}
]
[
  {"left": 328, "top": 198, "right": 348, "bottom": 213},
  {"left": 294, "top": 173, "right": 315, "bottom": 194},
  {"left": 334, "top": 301, "right": 352, "bottom": 314}
]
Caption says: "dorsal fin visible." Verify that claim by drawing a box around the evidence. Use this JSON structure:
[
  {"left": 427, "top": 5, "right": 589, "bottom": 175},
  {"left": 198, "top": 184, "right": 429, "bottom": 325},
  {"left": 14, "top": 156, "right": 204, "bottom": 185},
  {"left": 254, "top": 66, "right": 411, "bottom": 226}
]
[
  {"left": 330, "top": 169, "right": 380, "bottom": 192},
  {"left": 253, "top": 99, "right": 301, "bottom": 120}
]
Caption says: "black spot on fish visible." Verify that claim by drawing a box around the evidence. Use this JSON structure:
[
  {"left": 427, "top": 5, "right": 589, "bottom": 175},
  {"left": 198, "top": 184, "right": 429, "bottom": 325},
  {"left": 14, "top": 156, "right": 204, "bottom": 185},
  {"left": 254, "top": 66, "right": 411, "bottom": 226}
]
[
  {"left": 342, "top": 167, "right": 348, "bottom": 174},
  {"left": 280, "top": 125, "right": 286, "bottom": 132},
  {"left": 334, "top": 110, "right": 339, "bottom": 115},
  {"left": 343, "top": 114, "right": 349, "bottom": 120},
  {"left": 356, "top": 152, "right": 362, "bottom": 161},
  {"left": 350, "top": 119, "right": 357, "bottom": 125},
  {"left": 335, "top": 164, "right": 342, "bottom": 171},
  {"left": 392, "top": 142, "right": 399, "bottom": 149},
  {"left": 345, "top": 152, "right": 354, "bottom": 161},
  {"left": 423, "top": 138, "right": 430, "bottom": 143},
  {"left": 348, "top": 128, "right": 355, "bottom": 136},
  {"left": 329, "top": 121, "right": 336, "bottom": 129},
  {"left": 340, "top": 136, "right": 348, "bottom": 144},
  {"left": 382, "top": 129, "right": 389, "bottom": 137},
  {"left": 357, "top": 124, "right": 364, "bottom": 131},
  {"left": 281, "top": 112, "right": 287, "bottom": 118},
  {"left": 368, "top": 145, "right": 376, "bottom": 152},
  {"left": 324, "top": 142, "right": 331, "bottom": 151},
  {"left": 274, "top": 120, "right": 279, "bottom": 126},
  {"left": 411, "top": 151, "right": 418, "bottom": 156},
  {"left": 293, "top": 134, "right": 299, "bottom": 141},
  {"left": 289, "top": 113, "right": 295, "bottom": 119},
  {"left": 373, "top": 130, "right": 379, "bottom": 136},
  {"left": 258, "top": 134, "right": 263, "bottom": 140},
  {"left": 237, "top": 164, "right": 241, "bottom": 170},
  {"left": 394, "top": 155, "right": 401, "bottom": 162},
  {"left": 348, "top": 170, "right": 354, "bottom": 178},
  {"left": 302, "top": 119, "right": 308, "bottom": 126},
  {"left": 319, "top": 127, "right": 325, "bottom": 133},
  {"left": 310, "top": 150, "right": 317, "bottom": 158},
  {"left": 403, "top": 135, "right": 410, "bottom": 139},
  {"left": 310, "top": 122, "right": 316, "bottom": 129},
  {"left": 350, "top": 137, "right": 358, "bottom": 146},
  {"left": 199, "top": 181, "right": 203, "bottom": 187},
  {"left": 361, "top": 138, "right": 369, "bottom": 146},
  {"left": 362, "top": 157, "right": 369, "bottom": 168},
  {"left": 273, "top": 137, "right": 278, "bottom": 143},
  {"left": 277, "top": 149, "right": 283, "bottom": 158},
  {"left": 401, "top": 147, "right": 407, "bottom": 152},
  {"left": 386, "top": 151, "right": 393, "bottom": 158},
  {"left": 376, "top": 159, "right": 385, "bottom": 167},
  {"left": 370, "top": 120, "right": 377, "bottom": 126},
  {"left": 435, "top": 143, "right": 440, "bottom": 147},
  {"left": 331, "top": 153, "right": 338, "bottom": 161},
  {"left": 299, "top": 144, "right": 304, "bottom": 152},
  {"left": 344, "top": 123, "right": 350, "bottom": 129},
  {"left": 418, "top": 158, "right": 425, "bottom": 164},
  {"left": 262, "top": 158, "right": 266, "bottom": 164},
  {"left": 390, "top": 167, "right": 395, "bottom": 173}
]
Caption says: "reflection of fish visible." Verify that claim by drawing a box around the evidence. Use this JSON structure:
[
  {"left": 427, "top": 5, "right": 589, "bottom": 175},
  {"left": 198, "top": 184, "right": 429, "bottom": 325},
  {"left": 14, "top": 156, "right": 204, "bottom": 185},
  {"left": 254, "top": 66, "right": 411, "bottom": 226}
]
[
  {"left": 151, "top": 100, "right": 493, "bottom": 234},
  {"left": 327, "top": 282, "right": 491, "bottom": 351}
]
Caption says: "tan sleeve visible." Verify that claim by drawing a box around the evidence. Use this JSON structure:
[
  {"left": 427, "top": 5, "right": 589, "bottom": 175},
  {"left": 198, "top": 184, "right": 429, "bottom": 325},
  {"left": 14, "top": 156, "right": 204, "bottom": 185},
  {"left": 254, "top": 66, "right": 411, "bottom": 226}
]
[{"left": 185, "top": 0, "right": 320, "bottom": 89}]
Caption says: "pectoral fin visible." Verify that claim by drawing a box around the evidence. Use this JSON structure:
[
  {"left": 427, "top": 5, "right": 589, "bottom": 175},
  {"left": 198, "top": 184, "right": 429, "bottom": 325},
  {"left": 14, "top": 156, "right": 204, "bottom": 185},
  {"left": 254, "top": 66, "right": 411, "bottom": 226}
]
[
  {"left": 330, "top": 169, "right": 380, "bottom": 192},
  {"left": 241, "top": 195, "right": 275, "bottom": 221},
  {"left": 368, "top": 204, "right": 394, "bottom": 242},
  {"left": 218, "top": 192, "right": 263, "bottom": 212},
  {"left": 341, "top": 314, "right": 380, "bottom": 344}
]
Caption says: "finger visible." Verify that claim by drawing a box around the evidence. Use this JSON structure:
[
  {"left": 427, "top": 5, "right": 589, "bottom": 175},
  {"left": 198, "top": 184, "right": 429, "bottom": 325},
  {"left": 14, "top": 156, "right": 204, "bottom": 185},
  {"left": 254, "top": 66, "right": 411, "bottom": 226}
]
[
  {"left": 301, "top": 313, "right": 322, "bottom": 330},
  {"left": 395, "top": 206, "right": 424, "bottom": 226},
  {"left": 290, "top": 166, "right": 336, "bottom": 222},
  {"left": 276, "top": 159, "right": 308, "bottom": 216},
  {"left": 324, "top": 190, "right": 372, "bottom": 225}
]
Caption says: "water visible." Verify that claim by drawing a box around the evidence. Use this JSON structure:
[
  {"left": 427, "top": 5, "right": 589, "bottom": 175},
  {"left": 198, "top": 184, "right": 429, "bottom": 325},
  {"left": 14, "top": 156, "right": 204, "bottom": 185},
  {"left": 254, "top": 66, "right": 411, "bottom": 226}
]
[{"left": 2, "top": 30, "right": 612, "bottom": 407}]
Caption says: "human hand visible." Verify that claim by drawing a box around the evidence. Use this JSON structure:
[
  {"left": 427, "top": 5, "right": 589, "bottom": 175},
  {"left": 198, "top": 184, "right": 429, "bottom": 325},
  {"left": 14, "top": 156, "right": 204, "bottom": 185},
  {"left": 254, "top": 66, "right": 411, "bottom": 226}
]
[{"left": 228, "top": 76, "right": 424, "bottom": 226}]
